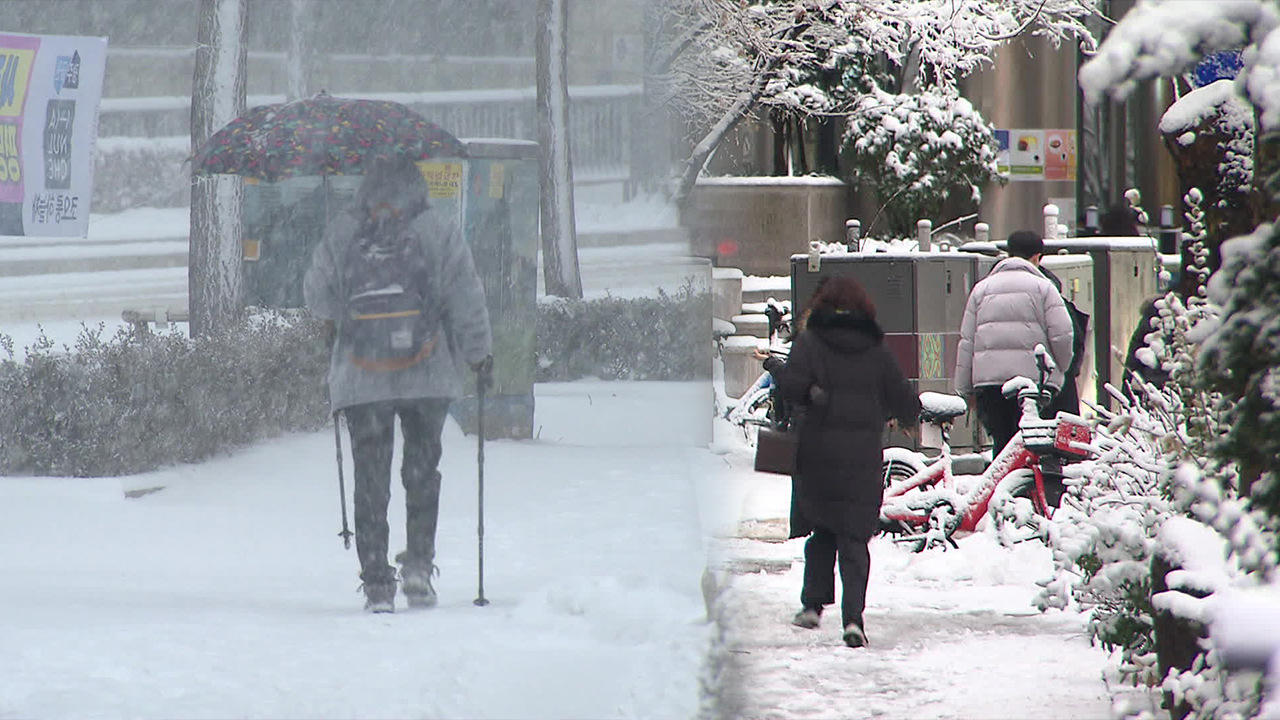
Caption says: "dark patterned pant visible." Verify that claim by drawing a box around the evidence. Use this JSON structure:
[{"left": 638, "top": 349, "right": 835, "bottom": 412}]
[
  {"left": 344, "top": 398, "right": 451, "bottom": 585},
  {"left": 801, "top": 527, "right": 871, "bottom": 629}
]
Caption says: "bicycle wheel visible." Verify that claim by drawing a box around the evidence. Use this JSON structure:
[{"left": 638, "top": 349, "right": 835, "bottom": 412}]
[{"left": 881, "top": 452, "right": 926, "bottom": 489}]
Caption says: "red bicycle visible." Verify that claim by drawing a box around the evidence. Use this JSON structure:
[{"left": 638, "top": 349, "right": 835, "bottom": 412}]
[{"left": 878, "top": 347, "right": 1094, "bottom": 550}]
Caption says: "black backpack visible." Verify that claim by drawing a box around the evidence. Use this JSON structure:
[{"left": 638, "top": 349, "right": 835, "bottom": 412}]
[{"left": 339, "top": 217, "right": 439, "bottom": 372}]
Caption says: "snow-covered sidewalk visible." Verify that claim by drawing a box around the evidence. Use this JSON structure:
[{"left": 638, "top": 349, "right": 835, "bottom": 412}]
[
  {"left": 705, "top": 423, "right": 1116, "bottom": 720},
  {"left": 1, "top": 382, "right": 713, "bottom": 720}
]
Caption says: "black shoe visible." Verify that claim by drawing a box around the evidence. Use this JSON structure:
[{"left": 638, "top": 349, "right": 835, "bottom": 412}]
[
  {"left": 843, "top": 622, "right": 867, "bottom": 648},
  {"left": 360, "top": 581, "right": 396, "bottom": 613},
  {"left": 792, "top": 607, "right": 821, "bottom": 629}
]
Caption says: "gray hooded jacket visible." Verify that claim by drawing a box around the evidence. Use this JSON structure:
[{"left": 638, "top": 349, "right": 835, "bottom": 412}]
[
  {"left": 954, "top": 256, "right": 1074, "bottom": 396},
  {"left": 304, "top": 204, "right": 493, "bottom": 411}
]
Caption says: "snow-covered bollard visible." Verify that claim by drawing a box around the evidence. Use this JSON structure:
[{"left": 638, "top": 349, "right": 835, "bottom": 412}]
[
  {"left": 975, "top": 222, "right": 990, "bottom": 243},
  {"left": 1043, "top": 204, "right": 1060, "bottom": 240},
  {"left": 1058, "top": 223, "right": 1069, "bottom": 240},
  {"left": 917, "top": 219, "right": 933, "bottom": 252},
  {"left": 846, "top": 219, "right": 861, "bottom": 249}
]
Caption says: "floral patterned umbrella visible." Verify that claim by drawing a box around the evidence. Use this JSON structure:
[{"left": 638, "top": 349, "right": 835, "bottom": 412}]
[{"left": 191, "top": 91, "right": 467, "bottom": 182}]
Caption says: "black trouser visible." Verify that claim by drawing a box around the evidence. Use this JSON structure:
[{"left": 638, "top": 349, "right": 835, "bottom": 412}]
[
  {"left": 344, "top": 397, "right": 451, "bottom": 585},
  {"left": 801, "top": 527, "right": 871, "bottom": 629}
]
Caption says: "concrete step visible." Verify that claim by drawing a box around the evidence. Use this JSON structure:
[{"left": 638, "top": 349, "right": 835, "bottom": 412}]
[
  {"left": 0, "top": 243, "right": 188, "bottom": 277},
  {"left": 0, "top": 267, "right": 188, "bottom": 324},
  {"left": 742, "top": 276, "right": 791, "bottom": 304},
  {"left": 731, "top": 313, "right": 769, "bottom": 339}
]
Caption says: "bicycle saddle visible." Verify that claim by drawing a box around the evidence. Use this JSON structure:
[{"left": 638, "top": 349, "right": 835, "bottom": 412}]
[{"left": 918, "top": 391, "right": 966, "bottom": 424}]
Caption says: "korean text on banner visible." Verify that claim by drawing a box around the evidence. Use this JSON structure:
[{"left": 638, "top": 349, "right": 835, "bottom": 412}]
[{"left": 0, "top": 32, "right": 107, "bottom": 238}]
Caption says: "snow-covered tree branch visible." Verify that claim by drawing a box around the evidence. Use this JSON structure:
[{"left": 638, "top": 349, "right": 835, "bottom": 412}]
[{"left": 652, "top": 0, "right": 1099, "bottom": 208}]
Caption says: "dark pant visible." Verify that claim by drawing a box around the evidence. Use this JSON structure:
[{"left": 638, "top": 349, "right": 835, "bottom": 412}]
[
  {"left": 801, "top": 527, "right": 871, "bottom": 629},
  {"left": 344, "top": 397, "right": 451, "bottom": 585},
  {"left": 975, "top": 385, "right": 1063, "bottom": 458},
  {"left": 975, "top": 386, "right": 1066, "bottom": 507}
]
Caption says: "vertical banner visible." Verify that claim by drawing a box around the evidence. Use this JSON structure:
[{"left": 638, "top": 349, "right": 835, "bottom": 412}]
[
  {"left": 997, "top": 128, "right": 1077, "bottom": 182},
  {"left": 0, "top": 32, "right": 107, "bottom": 237}
]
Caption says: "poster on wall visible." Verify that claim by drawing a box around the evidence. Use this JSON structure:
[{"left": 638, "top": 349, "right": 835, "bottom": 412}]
[
  {"left": 0, "top": 31, "right": 108, "bottom": 237},
  {"left": 996, "top": 129, "right": 1077, "bottom": 182}
]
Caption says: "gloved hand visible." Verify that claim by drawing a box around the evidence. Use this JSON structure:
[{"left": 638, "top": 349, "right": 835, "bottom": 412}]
[
  {"left": 808, "top": 384, "right": 828, "bottom": 406},
  {"left": 471, "top": 355, "right": 494, "bottom": 391},
  {"left": 762, "top": 356, "right": 785, "bottom": 376}
]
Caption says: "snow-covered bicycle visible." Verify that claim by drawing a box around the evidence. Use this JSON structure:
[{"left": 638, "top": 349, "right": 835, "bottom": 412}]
[
  {"left": 721, "top": 301, "right": 792, "bottom": 444},
  {"left": 879, "top": 346, "right": 1094, "bottom": 551}
]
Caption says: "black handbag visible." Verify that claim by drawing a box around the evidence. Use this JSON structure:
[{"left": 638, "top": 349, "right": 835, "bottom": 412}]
[{"left": 754, "top": 425, "right": 797, "bottom": 475}]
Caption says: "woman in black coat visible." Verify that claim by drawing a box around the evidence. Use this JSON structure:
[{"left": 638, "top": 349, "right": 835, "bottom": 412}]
[{"left": 762, "top": 275, "right": 920, "bottom": 647}]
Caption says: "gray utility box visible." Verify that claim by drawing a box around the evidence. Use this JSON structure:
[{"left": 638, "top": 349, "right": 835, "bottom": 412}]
[{"left": 790, "top": 251, "right": 996, "bottom": 453}]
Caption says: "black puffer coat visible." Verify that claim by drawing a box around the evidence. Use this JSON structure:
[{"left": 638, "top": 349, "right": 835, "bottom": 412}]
[{"left": 769, "top": 308, "right": 920, "bottom": 541}]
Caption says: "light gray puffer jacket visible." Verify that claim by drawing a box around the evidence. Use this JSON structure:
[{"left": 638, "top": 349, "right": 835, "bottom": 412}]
[
  {"left": 954, "top": 257, "right": 1074, "bottom": 396},
  {"left": 304, "top": 205, "right": 493, "bottom": 411}
]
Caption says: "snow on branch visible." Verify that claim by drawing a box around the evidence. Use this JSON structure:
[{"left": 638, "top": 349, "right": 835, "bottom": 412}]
[{"left": 1078, "top": 0, "right": 1280, "bottom": 105}]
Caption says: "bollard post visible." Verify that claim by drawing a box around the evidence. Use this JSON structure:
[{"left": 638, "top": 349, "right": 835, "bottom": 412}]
[
  {"left": 975, "top": 222, "right": 989, "bottom": 243},
  {"left": 1084, "top": 205, "right": 1099, "bottom": 236},
  {"left": 845, "top": 219, "right": 860, "bottom": 248},
  {"left": 1043, "top": 204, "right": 1060, "bottom": 240},
  {"left": 917, "top": 219, "right": 933, "bottom": 252}
]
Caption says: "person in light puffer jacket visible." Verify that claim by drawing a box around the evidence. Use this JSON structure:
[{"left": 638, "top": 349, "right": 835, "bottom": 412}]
[{"left": 955, "top": 229, "right": 1074, "bottom": 458}]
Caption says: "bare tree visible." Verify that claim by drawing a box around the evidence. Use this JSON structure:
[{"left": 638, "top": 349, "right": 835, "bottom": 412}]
[
  {"left": 536, "top": 0, "right": 583, "bottom": 298},
  {"left": 190, "top": 0, "right": 248, "bottom": 336},
  {"left": 651, "top": 0, "right": 1100, "bottom": 209}
]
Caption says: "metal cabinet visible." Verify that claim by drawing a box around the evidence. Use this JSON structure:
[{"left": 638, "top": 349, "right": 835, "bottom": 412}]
[{"left": 790, "top": 251, "right": 996, "bottom": 452}]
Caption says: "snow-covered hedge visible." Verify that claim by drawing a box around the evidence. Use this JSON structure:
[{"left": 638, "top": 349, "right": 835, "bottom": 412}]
[
  {"left": 0, "top": 310, "right": 331, "bottom": 478},
  {"left": 0, "top": 291, "right": 713, "bottom": 477},
  {"left": 536, "top": 285, "right": 712, "bottom": 383}
]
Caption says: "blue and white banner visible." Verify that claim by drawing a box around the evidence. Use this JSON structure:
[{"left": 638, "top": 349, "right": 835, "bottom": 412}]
[{"left": 0, "top": 31, "right": 107, "bottom": 237}]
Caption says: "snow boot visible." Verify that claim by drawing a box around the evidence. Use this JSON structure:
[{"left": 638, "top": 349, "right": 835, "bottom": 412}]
[
  {"left": 792, "top": 607, "right": 821, "bottom": 629},
  {"left": 843, "top": 622, "right": 867, "bottom": 648},
  {"left": 361, "top": 581, "right": 396, "bottom": 614},
  {"left": 397, "top": 554, "right": 439, "bottom": 609}
]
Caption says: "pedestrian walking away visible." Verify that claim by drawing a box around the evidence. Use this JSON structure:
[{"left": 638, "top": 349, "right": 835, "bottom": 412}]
[
  {"left": 764, "top": 275, "right": 920, "bottom": 648},
  {"left": 954, "top": 229, "right": 1074, "bottom": 460},
  {"left": 304, "top": 154, "right": 493, "bottom": 613}
]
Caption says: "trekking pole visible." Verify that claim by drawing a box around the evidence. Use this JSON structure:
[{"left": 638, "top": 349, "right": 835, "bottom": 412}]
[
  {"left": 333, "top": 411, "right": 354, "bottom": 550},
  {"left": 474, "top": 371, "right": 490, "bottom": 607}
]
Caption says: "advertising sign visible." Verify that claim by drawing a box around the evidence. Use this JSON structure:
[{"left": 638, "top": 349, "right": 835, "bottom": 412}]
[
  {"left": 996, "top": 128, "right": 1077, "bottom": 182},
  {"left": 0, "top": 31, "right": 107, "bottom": 237}
]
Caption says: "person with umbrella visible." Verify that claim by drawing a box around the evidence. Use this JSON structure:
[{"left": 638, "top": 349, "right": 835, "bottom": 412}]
[{"left": 304, "top": 153, "right": 493, "bottom": 613}]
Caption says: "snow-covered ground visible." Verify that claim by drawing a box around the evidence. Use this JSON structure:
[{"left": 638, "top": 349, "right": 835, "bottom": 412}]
[
  {"left": 704, "top": 419, "right": 1120, "bottom": 720},
  {"left": 1, "top": 382, "right": 715, "bottom": 720}
]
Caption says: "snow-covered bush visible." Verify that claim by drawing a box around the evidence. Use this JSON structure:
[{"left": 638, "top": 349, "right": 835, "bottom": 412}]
[
  {"left": 535, "top": 284, "right": 712, "bottom": 382},
  {"left": 1200, "top": 220, "right": 1280, "bottom": 521},
  {"left": 1159, "top": 80, "right": 1255, "bottom": 212},
  {"left": 842, "top": 87, "right": 1002, "bottom": 235},
  {"left": 654, "top": 0, "right": 1099, "bottom": 205},
  {"left": 0, "top": 309, "right": 331, "bottom": 477}
]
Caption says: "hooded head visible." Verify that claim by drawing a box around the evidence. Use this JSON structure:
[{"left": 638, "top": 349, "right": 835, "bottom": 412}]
[
  {"left": 356, "top": 155, "right": 430, "bottom": 226},
  {"left": 802, "top": 274, "right": 884, "bottom": 352}
]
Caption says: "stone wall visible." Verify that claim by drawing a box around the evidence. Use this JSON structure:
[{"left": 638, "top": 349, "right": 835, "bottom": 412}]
[{"left": 684, "top": 178, "right": 856, "bottom": 276}]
